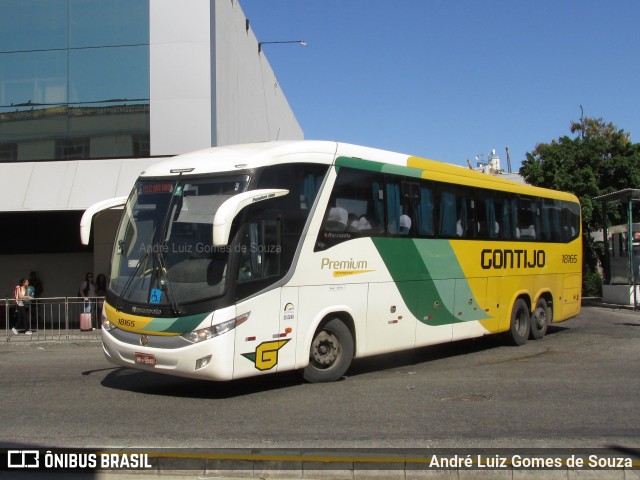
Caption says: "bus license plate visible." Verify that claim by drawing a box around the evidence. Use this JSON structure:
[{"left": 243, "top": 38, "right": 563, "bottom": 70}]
[{"left": 135, "top": 353, "right": 156, "bottom": 366}]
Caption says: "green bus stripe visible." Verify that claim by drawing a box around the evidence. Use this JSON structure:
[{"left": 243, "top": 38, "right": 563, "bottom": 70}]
[
  {"left": 141, "top": 312, "right": 210, "bottom": 334},
  {"left": 372, "top": 238, "right": 490, "bottom": 326},
  {"left": 335, "top": 156, "right": 424, "bottom": 180},
  {"left": 335, "top": 156, "right": 384, "bottom": 172}
]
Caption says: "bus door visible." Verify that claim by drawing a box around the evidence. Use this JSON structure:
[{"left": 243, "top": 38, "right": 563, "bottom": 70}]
[
  {"left": 232, "top": 218, "right": 287, "bottom": 379},
  {"left": 233, "top": 289, "right": 282, "bottom": 379}
]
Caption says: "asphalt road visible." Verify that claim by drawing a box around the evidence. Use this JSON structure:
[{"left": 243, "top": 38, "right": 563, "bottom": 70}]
[{"left": 1, "top": 305, "right": 639, "bottom": 450}]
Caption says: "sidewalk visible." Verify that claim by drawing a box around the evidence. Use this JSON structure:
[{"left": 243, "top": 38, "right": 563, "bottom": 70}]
[
  {"left": 581, "top": 297, "right": 639, "bottom": 311},
  {"left": 2, "top": 328, "right": 102, "bottom": 344}
]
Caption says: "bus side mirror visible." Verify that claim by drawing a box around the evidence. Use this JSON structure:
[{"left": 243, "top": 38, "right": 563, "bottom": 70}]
[
  {"left": 212, "top": 189, "right": 288, "bottom": 246},
  {"left": 80, "top": 196, "right": 128, "bottom": 245}
]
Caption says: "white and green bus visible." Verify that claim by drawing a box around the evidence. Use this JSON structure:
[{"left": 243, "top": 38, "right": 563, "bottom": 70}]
[{"left": 81, "top": 141, "right": 582, "bottom": 382}]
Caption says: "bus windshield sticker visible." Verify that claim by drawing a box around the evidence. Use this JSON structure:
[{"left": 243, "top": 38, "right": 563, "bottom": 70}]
[{"left": 149, "top": 288, "right": 163, "bottom": 304}]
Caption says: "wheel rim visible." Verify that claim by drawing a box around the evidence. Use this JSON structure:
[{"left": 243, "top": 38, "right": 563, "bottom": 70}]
[
  {"left": 310, "top": 330, "right": 341, "bottom": 369},
  {"left": 515, "top": 308, "right": 528, "bottom": 337},
  {"left": 534, "top": 305, "right": 547, "bottom": 330}
]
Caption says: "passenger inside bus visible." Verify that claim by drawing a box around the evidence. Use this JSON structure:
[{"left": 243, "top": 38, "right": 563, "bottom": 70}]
[
  {"left": 399, "top": 214, "right": 412, "bottom": 235},
  {"left": 357, "top": 215, "right": 372, "bottom": 231},
  {"left": 347, "top": 213, "right": 359, "bottom": 232},
  {"left": 325, "top": 207, "right": 348, "bottom": 232}
]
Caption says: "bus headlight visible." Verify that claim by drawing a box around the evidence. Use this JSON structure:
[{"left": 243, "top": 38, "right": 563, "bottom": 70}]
[
  {"left": 182, "top": 312, "right": 250, "bottom": 344},
  {"left": 102, "top": 317, "right": 117, "bottom": 332},
  {"left": 101, "top": 306, "right": 117, "bottom": 331}
]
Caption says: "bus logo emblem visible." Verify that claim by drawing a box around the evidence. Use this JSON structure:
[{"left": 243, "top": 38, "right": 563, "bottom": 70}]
[
  {"left": 140, "top": 335, "right": 149, "bottom": 346},
  {"left": 242, "top": 339, "right": 290, "bottom": 371}
]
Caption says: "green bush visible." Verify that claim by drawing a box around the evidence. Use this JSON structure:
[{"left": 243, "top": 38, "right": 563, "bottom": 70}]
[{"left": 582, "top": 271, "right": 602, "bottom": 297}]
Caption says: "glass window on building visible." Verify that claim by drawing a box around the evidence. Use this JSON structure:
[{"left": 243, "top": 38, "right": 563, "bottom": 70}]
[{"left": 0, "top": 0, "right": 150, "bottom": 162}]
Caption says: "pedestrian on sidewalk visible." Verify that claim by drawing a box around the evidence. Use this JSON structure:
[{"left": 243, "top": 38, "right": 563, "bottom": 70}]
[
  {"left": 79, "top": 272, "right": 96, "bottom": 299},
  {"left": 11, "top": 278, "right": 33, "bottom": 335},
  {"left": 79, "top": 272, "right": 97, "bottom": 328}
]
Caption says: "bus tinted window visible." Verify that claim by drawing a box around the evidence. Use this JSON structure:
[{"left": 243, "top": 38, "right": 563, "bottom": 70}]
[
  {"left": 385, "top": 178, "right": 435, "bottom": 237},
  {"left": 316, "top": 167, "right": 384, "bottom": 250},
  {"left": 437, "top": 184, "right": 475, "bottom": 238},
  {"left": 475, "top": 190, "right": 499, "bottom": 239},
  {"left": 317, "top": 165, "right": 579, "bottom": 248},
  {"left": 541, "top": 199, "right": 563, "bottom": 241},
  {"left": 516, "top": 196, "right": 540, "bottom": 240},
  {"left": 562, "top": 201, "right": 581, "bottom": 241}
]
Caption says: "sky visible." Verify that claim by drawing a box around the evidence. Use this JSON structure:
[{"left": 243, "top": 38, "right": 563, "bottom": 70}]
[{"left": 240, "top": 0, "right": 640, "bottom": 171}]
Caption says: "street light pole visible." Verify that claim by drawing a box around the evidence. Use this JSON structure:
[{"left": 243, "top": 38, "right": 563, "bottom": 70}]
[{"left": 258, "top": 40, "right": 307, "bottom": 53}]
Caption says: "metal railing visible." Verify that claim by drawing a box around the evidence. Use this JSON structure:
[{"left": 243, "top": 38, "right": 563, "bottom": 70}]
[{"left": 2, "top": 296, "right": 105, "bottom": 342}]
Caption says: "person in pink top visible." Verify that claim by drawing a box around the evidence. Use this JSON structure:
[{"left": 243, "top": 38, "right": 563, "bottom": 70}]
[{"left": 11, "top": 278, "right": 33, "bottom": 335}]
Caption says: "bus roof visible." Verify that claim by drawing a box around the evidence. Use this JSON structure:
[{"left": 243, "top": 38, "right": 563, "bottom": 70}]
[
  {"left": 141, "top": 140, "right": 578, "bottom": 203},
  {"left": 141, "top": 141, "right": 338, "bottom": 177}
]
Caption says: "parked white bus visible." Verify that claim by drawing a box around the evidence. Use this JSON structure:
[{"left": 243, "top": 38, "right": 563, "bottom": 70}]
[{"left": 81, "top": 141, "right": 582, "bottom": 382}]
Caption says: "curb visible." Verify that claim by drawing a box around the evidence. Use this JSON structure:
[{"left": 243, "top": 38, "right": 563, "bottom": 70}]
[{"left": 581, "top": 297, "right": 639, "bottom": 311}]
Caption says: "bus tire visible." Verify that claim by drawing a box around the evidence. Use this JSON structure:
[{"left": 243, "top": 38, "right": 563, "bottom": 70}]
[
  {"left": 530, "top": 297, "right": 550, "bottom": 340},
  {"left": 506, "top": 298, "right": 530, "bottom": 346},
  {"left": 303, "top": 318, "right": 354, "bottom": 383}
]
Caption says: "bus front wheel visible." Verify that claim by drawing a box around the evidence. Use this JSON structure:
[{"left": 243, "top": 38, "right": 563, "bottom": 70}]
[
  {"left": 303, "top": 318, "right": 354, "bottom": 383},
  {"left": 506, "top": 298, "right": 530, "bottom": 346},
  {"left": 530, "top": 297, "right": 550, "bottom": 340}
]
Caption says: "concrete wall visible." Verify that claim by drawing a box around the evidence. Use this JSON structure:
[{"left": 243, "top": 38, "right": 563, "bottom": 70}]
[
  {"left": 0, "top": 253, "right": 93, "bottom": 299},
  {"left": 602, "top": 284, "right": 640, "bottom": 306},
  {"left": 0, "top": 210, "right": 118, "bottom": 301},
  {"left": 213, "top": 0, "right": 303, "bottom": 145},
  {"left": 150, "top": 0, "right": 303, "bottom": 156},
  {"left": 149, "top": 0, "right": 214, "bottom": 156}
]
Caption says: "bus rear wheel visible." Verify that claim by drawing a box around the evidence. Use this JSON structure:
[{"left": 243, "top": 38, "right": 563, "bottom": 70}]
[
  {"left": 530, "top": 297, "right": 550, "bottom": 340},
  {"left": 303, "top": 318, "right": 354, "bottom": 383},
  {"left": 506, "top": 298, "right": 530, "bottom": 346}
]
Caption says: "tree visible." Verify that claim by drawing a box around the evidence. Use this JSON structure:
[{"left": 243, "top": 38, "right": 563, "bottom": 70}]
[{"left": 520, "top": 116, "right": 640, "bottom": 295}]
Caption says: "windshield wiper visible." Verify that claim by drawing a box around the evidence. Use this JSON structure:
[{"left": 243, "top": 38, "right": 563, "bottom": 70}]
[
  {"left": 117, "top": 246, "right": 151, "bottom": 310},
  {"left": 154, "top": 250, "right": 182, "bottom": 316}
]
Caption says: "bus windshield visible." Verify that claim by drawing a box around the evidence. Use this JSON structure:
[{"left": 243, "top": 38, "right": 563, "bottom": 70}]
[{"left": 110, "top": 175, "right": 249, "bottom": 308}]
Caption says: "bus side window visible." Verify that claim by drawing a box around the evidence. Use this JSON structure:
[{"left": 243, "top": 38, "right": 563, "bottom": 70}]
[
  {"left": 500, "top": 196, "right": 520, "bottom": 240},
  {"left": 238, "top": 218, "right": 281, "bottom": 283},
  {"left": 438, "top": 190, "right": 457, "bottom": 237},
  {"left": 438, "top": 185, "right": 475, "bottom": 238},
  {"left": 475, "top": 191, "right": 499, "bottom": 240},
  {"left": 416, "top": 182, "right": 434, "bottom": 236},
  {"left": 516, "top": 196, "right": 540, "bottom": 240},
  {"left": 541, "top": 199, "right": 562, "bottom": 241},
  {"left": 386, "top": 181, "right": 402, "bottom": 234},
  {"left": 562, "top": 201, "right": 581, "bottom": 241},
  {"left": 384, "top": 178, "right": 433, "bottom": 237},
  {"left": 315, "top": 167, "right": 385, "bottom": 250}
]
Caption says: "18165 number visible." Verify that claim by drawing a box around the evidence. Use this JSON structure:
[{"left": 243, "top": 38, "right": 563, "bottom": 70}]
[{"left": 562, "top": 254, "right": 578, "bottom": 263}]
